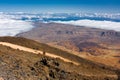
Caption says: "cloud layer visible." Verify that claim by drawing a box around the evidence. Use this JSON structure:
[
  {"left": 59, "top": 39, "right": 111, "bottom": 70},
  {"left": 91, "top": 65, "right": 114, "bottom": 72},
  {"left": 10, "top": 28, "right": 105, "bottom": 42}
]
[
  {"left": 0, "top": 19, "right": 33, "bottom": 36},
  {"left": 55, "top": 19, "right": 120, "bottom": 31}
]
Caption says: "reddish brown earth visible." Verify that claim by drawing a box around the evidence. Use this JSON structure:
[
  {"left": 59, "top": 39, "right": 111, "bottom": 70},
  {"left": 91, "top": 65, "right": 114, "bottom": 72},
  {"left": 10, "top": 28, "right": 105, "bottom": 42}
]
[
  {"left": 0, "top": 37, "right": 119, "bottom": 80},
  {"left": 17, "top": 22, "right": 120, "bottom": 69}
]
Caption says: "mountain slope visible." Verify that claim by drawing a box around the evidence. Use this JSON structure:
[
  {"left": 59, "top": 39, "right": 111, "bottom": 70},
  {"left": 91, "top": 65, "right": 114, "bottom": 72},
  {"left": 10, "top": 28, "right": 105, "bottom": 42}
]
[
  {"left": 0, "top": 42, "right": 79, "bottom": 65},
  {"left": 16, "top": 22, "right": 120, "bottom": 69},
  {"left": 0, "top": 37, "right": 119, "bottom": 80}
]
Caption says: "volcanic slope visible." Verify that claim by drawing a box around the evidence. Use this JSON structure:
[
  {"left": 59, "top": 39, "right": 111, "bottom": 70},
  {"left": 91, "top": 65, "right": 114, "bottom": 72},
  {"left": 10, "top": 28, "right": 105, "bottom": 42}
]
[
  {"left": 0, "top": 37, "right": 119, "bottom": 80},
  {"left": 16, "top": 22, "right": 120, "bottom": 69}
]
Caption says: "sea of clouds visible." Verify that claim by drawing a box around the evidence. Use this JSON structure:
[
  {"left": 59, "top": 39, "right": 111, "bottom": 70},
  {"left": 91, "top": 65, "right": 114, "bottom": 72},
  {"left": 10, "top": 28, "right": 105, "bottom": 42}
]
[
  {"left": 0, "top": 12, "right": 120, "bottom": 36},
  {"left": 0, "top": 18, "right": 34, "bottom": 36},
  {"left": 54, "top": 19, "right": 120, "bottom": 31}
]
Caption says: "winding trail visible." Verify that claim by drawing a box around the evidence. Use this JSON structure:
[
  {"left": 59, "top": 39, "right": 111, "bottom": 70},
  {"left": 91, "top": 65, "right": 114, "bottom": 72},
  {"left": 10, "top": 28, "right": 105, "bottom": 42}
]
[{"left": 0, "top": 42, "right": 79, "bottom": 65}]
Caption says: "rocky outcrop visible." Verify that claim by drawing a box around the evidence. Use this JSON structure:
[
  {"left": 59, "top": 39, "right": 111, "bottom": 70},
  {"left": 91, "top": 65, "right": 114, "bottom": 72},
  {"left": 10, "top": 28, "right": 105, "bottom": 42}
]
[{"left": 100, "top": 31, "right": 120, "bottom": 37}]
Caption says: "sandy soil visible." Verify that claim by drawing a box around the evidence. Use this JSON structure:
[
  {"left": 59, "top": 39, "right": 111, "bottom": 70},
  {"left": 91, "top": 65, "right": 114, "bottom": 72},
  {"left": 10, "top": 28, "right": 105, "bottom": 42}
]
[{"left": 0, "top": 42, "right": 79, "bottom": 65}]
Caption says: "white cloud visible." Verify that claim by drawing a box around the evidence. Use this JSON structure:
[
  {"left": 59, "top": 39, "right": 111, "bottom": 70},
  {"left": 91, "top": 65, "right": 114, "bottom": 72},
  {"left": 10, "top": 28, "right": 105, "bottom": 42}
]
[
  {"left": 0, "top": 19, "right": 34, "bottom": 36},
  {"left": 54, "top": 19, "right": 120, "bottom": 31}
]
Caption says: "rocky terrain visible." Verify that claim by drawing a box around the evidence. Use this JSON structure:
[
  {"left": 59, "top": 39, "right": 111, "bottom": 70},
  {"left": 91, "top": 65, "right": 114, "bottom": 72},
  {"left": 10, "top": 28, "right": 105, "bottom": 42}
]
[
  {"left": 0, "top": 37, "right": 119, "bottom": 80},
  {"left": 17, "top": 22, "right": 120, "bottom": 69}
]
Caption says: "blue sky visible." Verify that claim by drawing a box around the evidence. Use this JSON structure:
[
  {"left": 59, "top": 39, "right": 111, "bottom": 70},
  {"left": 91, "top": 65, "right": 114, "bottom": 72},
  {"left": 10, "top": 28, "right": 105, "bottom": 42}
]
[{"left": 0, "top": 0, "right": 119, "bottom": 13}]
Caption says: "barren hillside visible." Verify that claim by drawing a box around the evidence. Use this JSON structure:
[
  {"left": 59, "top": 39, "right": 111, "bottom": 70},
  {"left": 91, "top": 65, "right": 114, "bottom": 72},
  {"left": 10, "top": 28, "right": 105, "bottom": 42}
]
[
  {"left": 0, "top": 37, "right": 119, "bottom": 80},
  {"left": 16, "top": 22, "right": 120, "bottom": 69}
]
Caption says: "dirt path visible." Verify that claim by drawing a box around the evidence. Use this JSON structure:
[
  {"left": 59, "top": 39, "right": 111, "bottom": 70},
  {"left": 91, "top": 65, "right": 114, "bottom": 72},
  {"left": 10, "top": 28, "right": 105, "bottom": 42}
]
[
  {"left": 0, "top": 42, "right": 79, "bottom": 65},
  {"left": 0, "top": 42, "right": 118, "bottom": 78}
]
